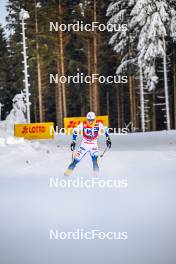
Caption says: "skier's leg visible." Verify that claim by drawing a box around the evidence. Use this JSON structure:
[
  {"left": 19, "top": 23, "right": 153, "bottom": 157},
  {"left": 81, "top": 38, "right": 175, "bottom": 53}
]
[
  {"left": 67, "top": 158, "right": 79, "bottom": 171},
  {"left": 91, "top": 155, "right": 99, "bottom": 172},
  {"left": 64, "top": 146, "right": 87, "bottom": 176},
  {"left": 90, "top": 145, "right": 99, "bottom": 173}
]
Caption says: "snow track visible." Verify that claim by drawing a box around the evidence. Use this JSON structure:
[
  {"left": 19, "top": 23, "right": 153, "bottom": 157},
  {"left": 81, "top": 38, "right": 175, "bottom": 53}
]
[{"left": 0, "top": 131, "right": 176, "bottom": 264}]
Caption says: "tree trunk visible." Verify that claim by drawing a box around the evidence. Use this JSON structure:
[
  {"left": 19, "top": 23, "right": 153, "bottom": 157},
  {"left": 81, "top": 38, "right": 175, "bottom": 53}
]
[
  {"left": 106, "top": 88, "right": 110, "bottom": 117},
  {"left": 132, "top": 77, "right": 137, "bottom": 130},
  {"left": 92, "top": 0, "right": 99, "bottom": 115},
  {"left": 56, "top": 60, "right": 63, "bottom": 128},
  {"left": 173, "top": 43, "right": 176, "bottom": 129},
  {"left": 33, "top": 85, "right": 38, "bottom": 123},
  {"left": 152, "top": 90, "right": 156, "bottom": 131},
  {"left": 163, "top": 38, "right": 171, "bottom": 130},
  {"left": 117, "top": 84, "right": 121, "bottom": 129},
  {"left": 87, "top": 40, "right": 93, "bottom": 111},
  {"left": 128, "top": 75, "right": 135, "bottom": 131},
  {"left": 59, "top": 0, "right": 67, "bottom": 118},
  {"left": 34, "top": 0, "right": 44, "bottom": 122},
  {"left": 139, "top": 66, "right": 145, "bottom": 132},
  {"left": 121, "top": 84, "right": 124, "bottom": 128}
]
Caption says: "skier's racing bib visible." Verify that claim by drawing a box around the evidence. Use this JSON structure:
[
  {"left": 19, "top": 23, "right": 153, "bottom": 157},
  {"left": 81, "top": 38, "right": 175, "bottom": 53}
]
[{"left": 82, "top": 121, "right": 100, "bottom": 141}]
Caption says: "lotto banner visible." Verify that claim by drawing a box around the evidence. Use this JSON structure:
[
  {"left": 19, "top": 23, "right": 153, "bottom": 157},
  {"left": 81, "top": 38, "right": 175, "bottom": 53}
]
[
  {"left": 14, "top": 122, "right": 54, "bottom": 140},
  {"left": 64, "top": 116, "right": 109, "bottom": 134}
]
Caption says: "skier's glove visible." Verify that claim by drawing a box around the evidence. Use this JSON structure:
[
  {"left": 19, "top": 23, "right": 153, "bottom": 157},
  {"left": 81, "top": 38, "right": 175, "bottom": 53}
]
[
  {"left": 70, "top": 141, "right": 76, "bottom": 151},
  {"left": 106, "top": 137, "right": 111, "bottom": 149}
]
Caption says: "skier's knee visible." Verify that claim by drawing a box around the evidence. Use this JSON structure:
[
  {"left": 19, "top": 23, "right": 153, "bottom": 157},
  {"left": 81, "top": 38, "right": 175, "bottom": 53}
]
[
  {"left": 68, "top": 158, "right": 79, "bottom": 170},
  {"left": 74, "top": 158, "right": 80, "bottom": 164},
  {"left": 92, "top": 155, "right": 98, "bottom": 162},
  {"left": 92, "top": 155, "right": 99, "bottom": 171}
]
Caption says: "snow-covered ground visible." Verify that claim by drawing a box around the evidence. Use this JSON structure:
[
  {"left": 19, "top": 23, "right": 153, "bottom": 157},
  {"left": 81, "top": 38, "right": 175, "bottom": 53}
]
[{"left": 0, "top": 131, "right": 176, "bottom": 264}]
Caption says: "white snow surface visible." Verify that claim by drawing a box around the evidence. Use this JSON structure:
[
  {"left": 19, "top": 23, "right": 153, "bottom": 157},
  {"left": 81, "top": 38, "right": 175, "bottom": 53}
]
[{"left": 0, "top": 131, "right": 176, "bottom": 264}]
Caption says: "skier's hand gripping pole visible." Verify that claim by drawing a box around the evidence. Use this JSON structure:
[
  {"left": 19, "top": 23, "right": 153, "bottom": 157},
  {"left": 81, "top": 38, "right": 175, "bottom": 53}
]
[
  {"left": 70, "top": 141, "right": 76, "bottom": 161},
  {"left": 100, "top": 137, "right": 111, "bottom": 158},
  {"left": 70, "top": 141, "right": 76, "bottom": 151},
  {"left": 106, "top": 136, "right": 112, "bottom": 149}
]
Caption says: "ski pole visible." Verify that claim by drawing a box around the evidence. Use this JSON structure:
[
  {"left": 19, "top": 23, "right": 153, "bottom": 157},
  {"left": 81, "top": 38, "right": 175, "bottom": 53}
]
[
  {"left": 100, "top": 146, "right": 109, "bottom": 158},
  {"left": 71, "top": 150, "right": 74, "bottom": 162}
]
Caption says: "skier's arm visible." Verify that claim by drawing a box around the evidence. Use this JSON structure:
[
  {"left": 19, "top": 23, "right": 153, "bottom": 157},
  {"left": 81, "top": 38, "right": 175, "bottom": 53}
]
[
  {"left": 72, "top": 123, "right": 82, "bottom": 141},
  {"left": 99, "top": 123, "right": 111, "bottom": 148},
  {"left": 104, "top": 127, "right": 109, "bottom": 138},
  {"left": 71, "top": 123, "right": 83, "bottom": 151}
]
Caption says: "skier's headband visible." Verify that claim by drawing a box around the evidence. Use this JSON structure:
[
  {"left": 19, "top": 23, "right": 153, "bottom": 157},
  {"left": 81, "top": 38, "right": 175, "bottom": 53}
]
[{"left": 87, "top": 118, "right": 95, "bottom": 121}]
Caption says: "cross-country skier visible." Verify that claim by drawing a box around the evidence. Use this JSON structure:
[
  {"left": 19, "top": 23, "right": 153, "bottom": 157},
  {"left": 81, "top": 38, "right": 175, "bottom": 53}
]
[{"left": 64, "top": 112, "right": 111, "bottom": 176}]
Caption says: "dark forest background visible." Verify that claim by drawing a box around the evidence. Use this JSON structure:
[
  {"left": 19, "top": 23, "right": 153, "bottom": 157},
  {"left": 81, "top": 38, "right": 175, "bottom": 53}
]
[{"left": 0, "top": 0, "right": 176, "bottom": 131}]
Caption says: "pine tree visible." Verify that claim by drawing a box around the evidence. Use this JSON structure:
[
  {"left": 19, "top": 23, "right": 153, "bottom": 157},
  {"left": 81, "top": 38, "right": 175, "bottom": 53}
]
[
  {"left": 0, "top": 25, "right": 9, "bottom": 119},
  {"left": 130, "top": 0, "right": 173, "bottom": 130},
  {"left": 107, "top": 0, "right": 137, "bottom": 129}
]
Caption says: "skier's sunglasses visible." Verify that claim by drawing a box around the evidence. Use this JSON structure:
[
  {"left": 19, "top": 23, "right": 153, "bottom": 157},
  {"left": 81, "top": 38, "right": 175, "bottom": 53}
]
[
  {"left": 87, "top": 119, "right": 95, "bottom": 122},
  {"left": 87, "top": 119, "right": 95, "bottom": 125}
]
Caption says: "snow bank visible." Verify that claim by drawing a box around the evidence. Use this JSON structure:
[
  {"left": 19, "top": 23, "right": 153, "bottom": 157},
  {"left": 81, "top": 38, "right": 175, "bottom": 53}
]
[{"left": 0, "top": 130, "right": 176, "bottom": 264}]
